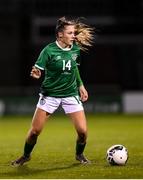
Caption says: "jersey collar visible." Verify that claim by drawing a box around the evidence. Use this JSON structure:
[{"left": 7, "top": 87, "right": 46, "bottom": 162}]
[{"left": 56, "top": 40, "right": 73, "bottom": 51}]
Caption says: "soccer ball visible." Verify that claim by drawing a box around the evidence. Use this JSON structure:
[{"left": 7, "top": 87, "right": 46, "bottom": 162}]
[{"left": 106, "top": 144, "right": 128, "bottom": 165}]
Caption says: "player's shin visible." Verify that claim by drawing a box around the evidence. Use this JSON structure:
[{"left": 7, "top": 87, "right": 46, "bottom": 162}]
[
  {"left": 24, "top": 133, "right": 38, "bottom": 157},
  {"left": 76, "top": 141, "right": 86, "bottom": 155},
  {"left": 76, "top": 132, "right": 87, "bottom": 155}
]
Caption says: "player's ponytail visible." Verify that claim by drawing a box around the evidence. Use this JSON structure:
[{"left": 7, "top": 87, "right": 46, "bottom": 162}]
[{"left": 75, "top": 19, "right": 95, "bottom": 51}]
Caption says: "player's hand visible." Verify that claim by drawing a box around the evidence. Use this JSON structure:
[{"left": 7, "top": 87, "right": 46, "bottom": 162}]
[
  {"left": 79, "top": 85, "right": 88, "bottom": 102},
  {"left": 30, "top": 66, "right": 41, "bottom": 79}
]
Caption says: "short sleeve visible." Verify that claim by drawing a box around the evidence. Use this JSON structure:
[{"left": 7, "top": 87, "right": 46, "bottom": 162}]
[{"left": 35, "top": 48, "right": 49, "bottom": 70}]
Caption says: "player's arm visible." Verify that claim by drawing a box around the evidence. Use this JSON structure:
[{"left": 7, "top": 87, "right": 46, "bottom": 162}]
[
  {"left": 30, "top": 66, "right": 41, "bottom": 79},
  {"left": 76, "top": 65, "right": 83, "bottom": 87},
  {"left": 30, "top": 47, "right": 48, "bottom": 79},
  {"left": 75, "top": 66, "right": 88, "bottom": 102}
]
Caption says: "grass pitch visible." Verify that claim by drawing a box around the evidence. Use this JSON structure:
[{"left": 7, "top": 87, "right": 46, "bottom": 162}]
[{"left": 0, "top": 113, "right": 143, "bottom": 179}]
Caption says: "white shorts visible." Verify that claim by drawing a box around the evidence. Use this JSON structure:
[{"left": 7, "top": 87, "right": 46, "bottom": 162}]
[{"left": 37, "top": 94, "right": 84, "bottom": 114}]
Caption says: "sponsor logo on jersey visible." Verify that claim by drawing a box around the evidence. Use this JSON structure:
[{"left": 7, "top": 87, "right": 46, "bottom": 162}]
[{"left": 71, "top": 53, "right": 78, "bottom": 61}]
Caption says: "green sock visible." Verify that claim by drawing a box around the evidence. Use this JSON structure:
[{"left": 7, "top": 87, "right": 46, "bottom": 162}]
[
  {"left": 23, "top": 142, "right": 34, "bottom": 157},
  {"left": 23, "top": 134, "right": 38, "bottom": 157},
  {"left": 76, "top": 142, "right": 86, "bottom": 155}
]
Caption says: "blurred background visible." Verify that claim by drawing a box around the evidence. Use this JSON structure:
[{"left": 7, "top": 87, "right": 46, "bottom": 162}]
[{"left": 0, "top": 0, "right": 143, "bottom": 115}]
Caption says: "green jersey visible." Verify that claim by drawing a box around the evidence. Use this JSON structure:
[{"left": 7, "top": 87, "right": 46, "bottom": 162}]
[{"left": 35, "top": 41, "right": 83, "bottom": 97}]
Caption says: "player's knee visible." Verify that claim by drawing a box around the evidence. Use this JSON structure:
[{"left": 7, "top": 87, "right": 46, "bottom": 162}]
[
  {"left": 28, "top": 127, "right": 41, "bottom": 139},
  {"left": 31, "top": 128, "right": 41, "bottom": 136}
]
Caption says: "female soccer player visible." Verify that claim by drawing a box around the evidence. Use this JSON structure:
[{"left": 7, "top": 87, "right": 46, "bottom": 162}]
[{"left": 11, "top": 16, "right": 94, "bottom": 166}]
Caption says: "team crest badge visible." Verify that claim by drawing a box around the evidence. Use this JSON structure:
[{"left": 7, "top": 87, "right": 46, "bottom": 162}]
[
  {"left": 40, "top": 98, "right": 46, "bottom": 105},
  {"left": 71, "top": 54, "right": 78, "bottom": 61}
]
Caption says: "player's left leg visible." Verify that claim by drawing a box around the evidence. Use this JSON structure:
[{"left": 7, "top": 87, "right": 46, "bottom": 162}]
[{"left": 68, "top": 110, "right": 91, "bottom": 164}]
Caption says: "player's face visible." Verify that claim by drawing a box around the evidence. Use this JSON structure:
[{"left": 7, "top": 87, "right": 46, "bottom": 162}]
[{"left": 60, "top": 25, "right": 75, "bottom": 47}]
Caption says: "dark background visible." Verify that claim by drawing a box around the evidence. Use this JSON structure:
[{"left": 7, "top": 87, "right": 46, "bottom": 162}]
[{"left": 0, "top": 0, "right": 143, "bottom": 97}]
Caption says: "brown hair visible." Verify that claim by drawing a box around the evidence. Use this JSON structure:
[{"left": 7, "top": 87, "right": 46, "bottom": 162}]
[
  {"left": 56, "top": 16, "right": 95, "bottom": 51},
  {"left": 55, "top": 16, "right": 75, "bottom": 36}
]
